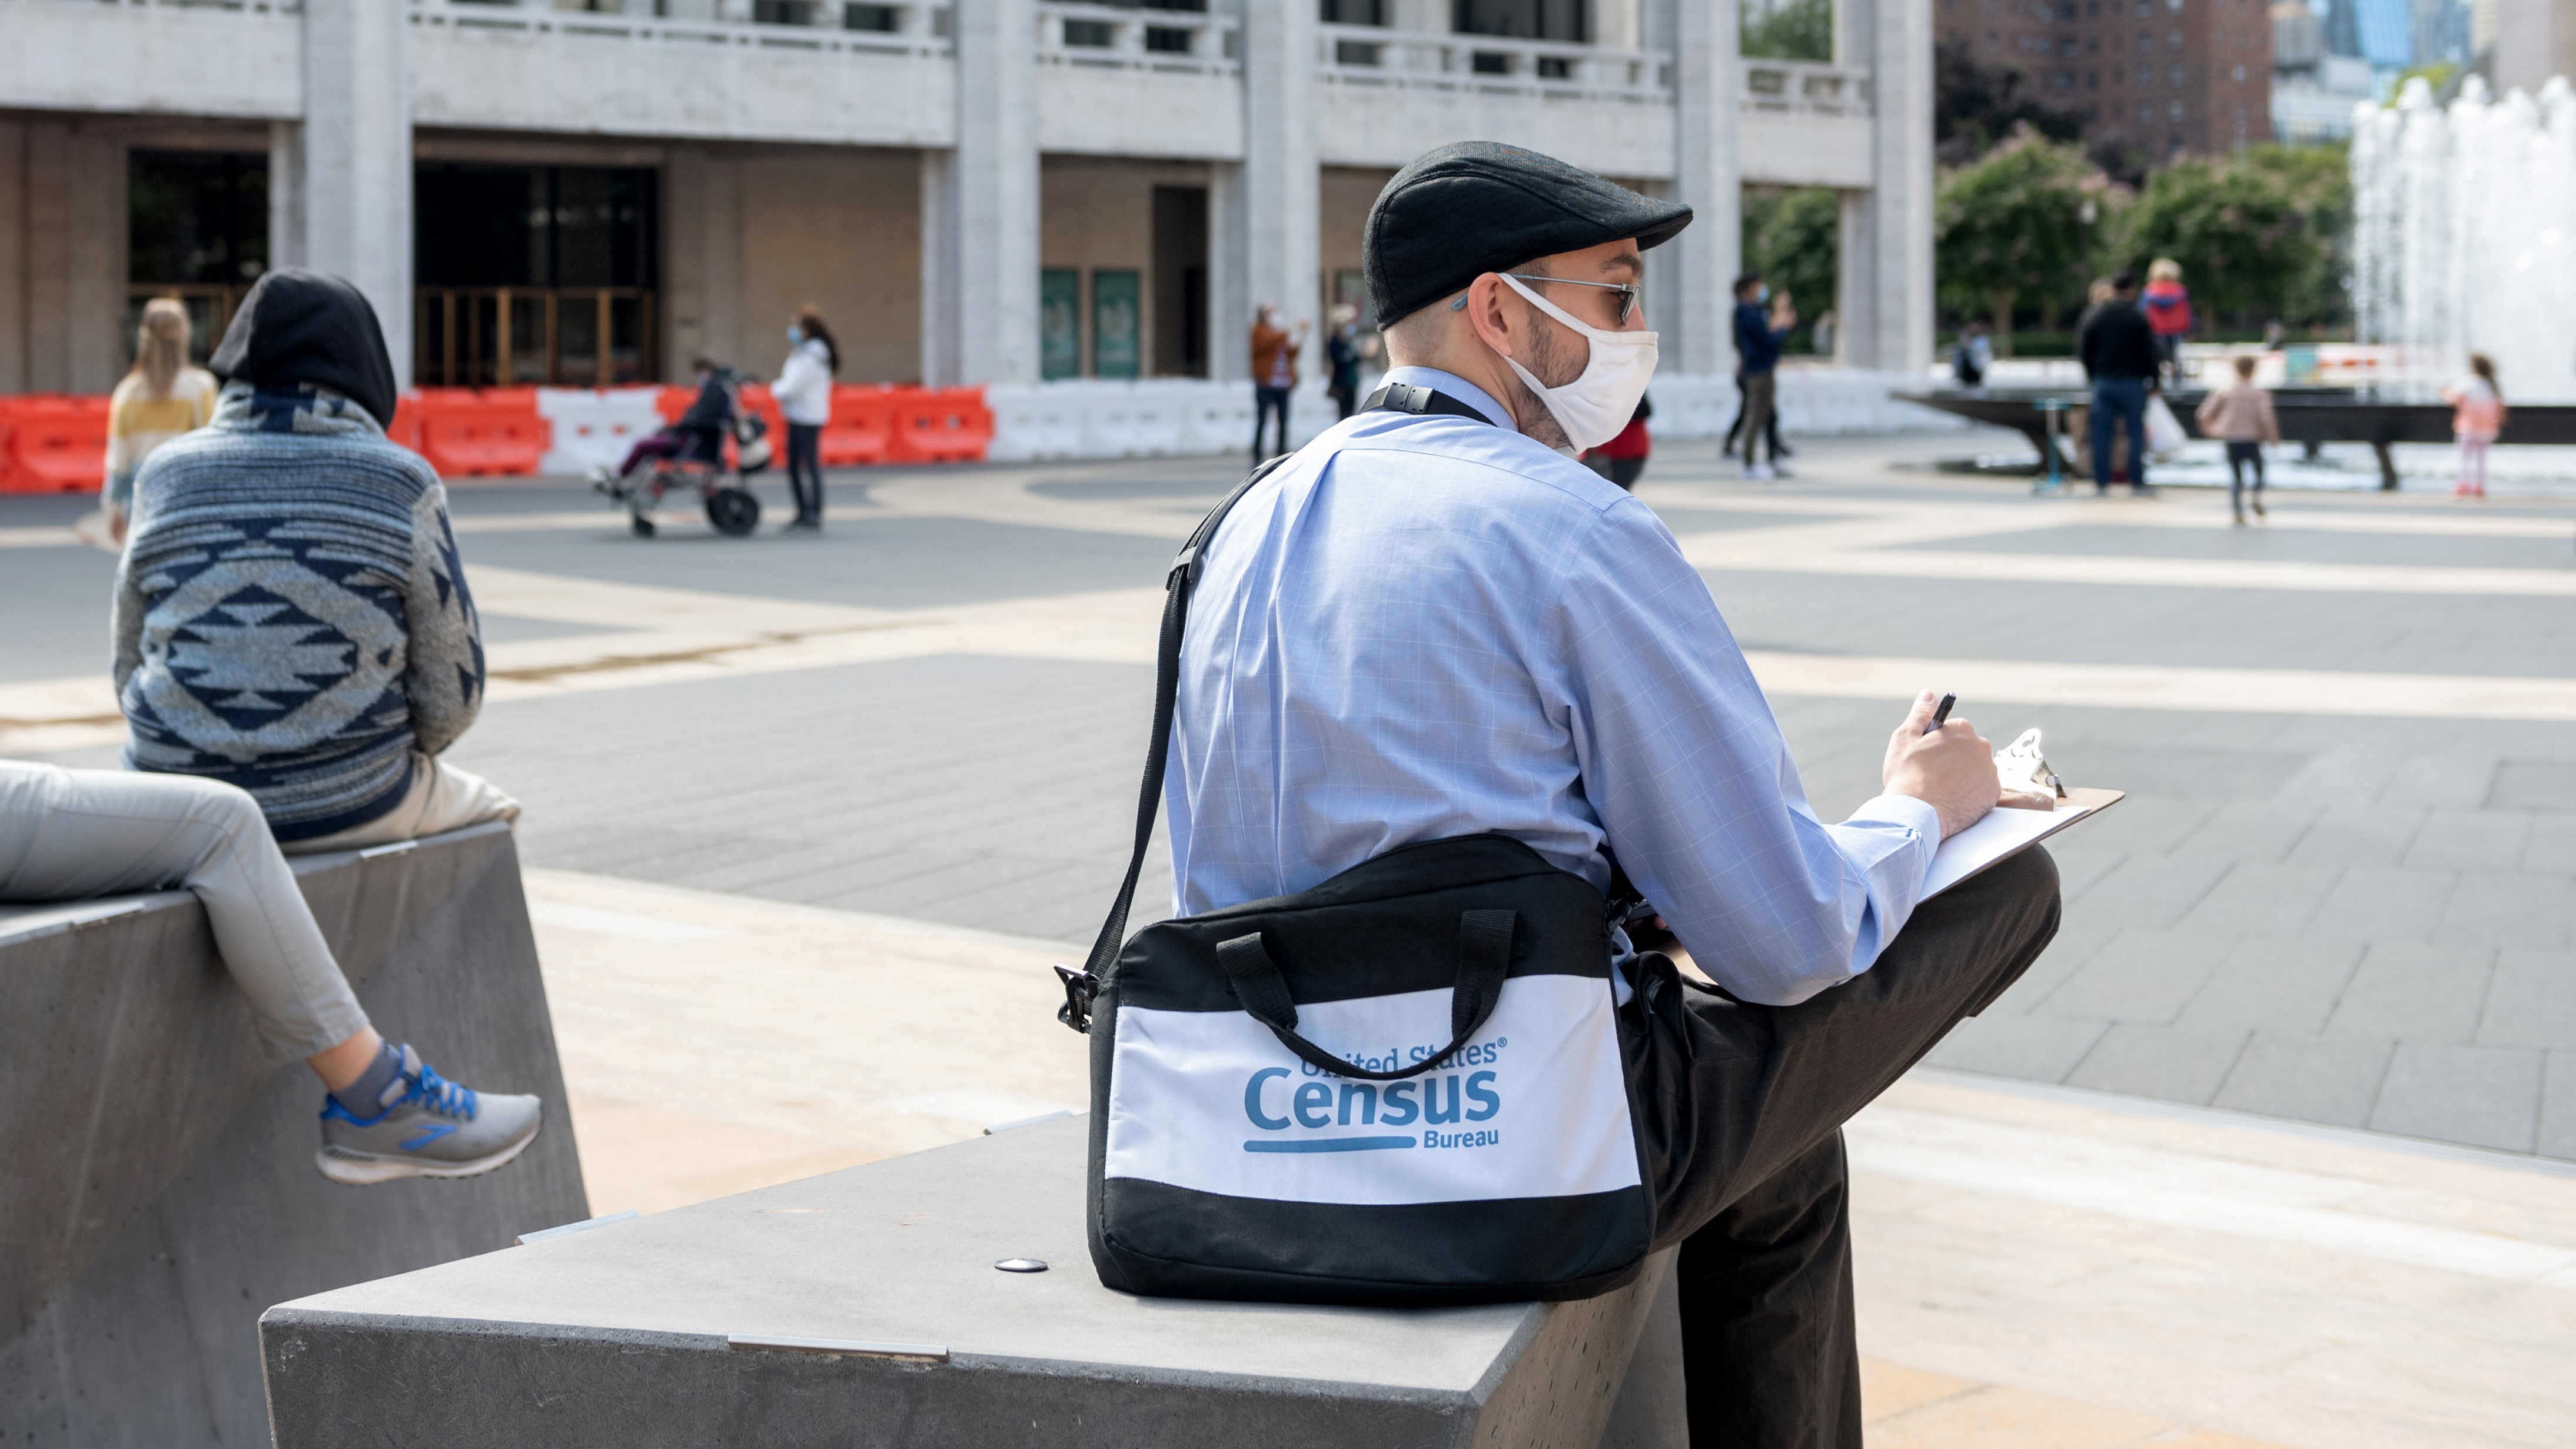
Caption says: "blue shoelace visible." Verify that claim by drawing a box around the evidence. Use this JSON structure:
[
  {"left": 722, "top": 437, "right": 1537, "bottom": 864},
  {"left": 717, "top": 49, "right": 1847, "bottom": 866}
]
[{"left": 403, "top": 1061, "right": 477, "bottom": 1121}]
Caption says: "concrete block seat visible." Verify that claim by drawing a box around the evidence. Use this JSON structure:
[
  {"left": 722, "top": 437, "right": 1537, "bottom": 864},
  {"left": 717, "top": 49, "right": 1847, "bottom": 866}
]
[
  {"left": 0, "top": 822, "right": 587, "bottom": 1448},
  {"left": 262, "top": 1114, "right": 1687, "bottom": 1448}
]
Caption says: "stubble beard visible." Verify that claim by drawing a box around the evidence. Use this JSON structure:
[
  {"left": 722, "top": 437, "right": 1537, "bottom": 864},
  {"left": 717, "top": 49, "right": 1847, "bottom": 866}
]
[{"left": 1505, "top": 320, "right": 1581, "bottom": 451}]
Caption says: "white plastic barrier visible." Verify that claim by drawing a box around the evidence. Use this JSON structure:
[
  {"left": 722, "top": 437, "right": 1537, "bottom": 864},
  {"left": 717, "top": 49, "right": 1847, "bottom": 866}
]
[
  {"left": 983, "top": 368, "right": 1960, "bottom": 462},
  {"left": 535, "top": 388, "right": 670, "bottom": 476}
]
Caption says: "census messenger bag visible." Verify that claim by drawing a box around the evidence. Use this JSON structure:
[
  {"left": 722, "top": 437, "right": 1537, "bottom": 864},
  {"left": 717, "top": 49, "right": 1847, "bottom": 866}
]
[{"left": 1051, "top": 452, "right": 1656, "bottom": 1308}]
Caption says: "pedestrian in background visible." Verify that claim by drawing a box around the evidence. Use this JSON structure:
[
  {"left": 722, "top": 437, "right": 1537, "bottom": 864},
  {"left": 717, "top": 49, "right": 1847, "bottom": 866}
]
[
  {"left": 2076, "top": 270, "right": 2159, "bottom": 496},
  {"left": 1731, "top": 272, "right": 1790, "bottom": 480},
  {"left": 1249, "top": 303, "right": 1307, "bottom": 464},
  {"left": 101, "top": 298, "right": 217, "bottom": 545},
  {"left": 2143, "top": 258, "right": 2193, "bottom": 386},
  {"left": 2444, "top": 353, "right": 2504, "bottom": 498},
  {"left": 774, "top": 307, "right": 837, "bottom": 532},
  {"left": 1324, "top": 304, "right": 1362, "bottom": 420},
  {"left": 2195, "top": 354, "right": 2279, "bottom": 525},
  {"left": 1951, "top": 320, "right": 1992, "bottom": 387}
]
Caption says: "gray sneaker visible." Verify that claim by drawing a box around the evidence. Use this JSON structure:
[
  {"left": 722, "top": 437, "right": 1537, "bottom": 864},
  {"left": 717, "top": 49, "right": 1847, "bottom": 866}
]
[{"left": 317, "top": 1043, "right": 543, "bottom": 1186}]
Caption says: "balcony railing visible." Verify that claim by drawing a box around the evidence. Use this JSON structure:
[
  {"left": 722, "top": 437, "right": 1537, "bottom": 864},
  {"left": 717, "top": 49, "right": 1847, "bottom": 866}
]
[
  {"left": 1317, "top": 24, "right": 1670, "bottom": 104},
  {"left": 1038, "top": 2, "right": 1241, "bottom": 78},
  {"left": 1740, "top": 58, "right": 1871, "bottom": 118},
  {"left": 408, "top": 0, "right": 952, "bottom": 61}
]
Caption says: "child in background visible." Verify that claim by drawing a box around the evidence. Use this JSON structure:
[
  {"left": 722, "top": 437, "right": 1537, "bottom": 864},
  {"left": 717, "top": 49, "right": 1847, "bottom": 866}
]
[
  {"left": 2142, "top": 259, "right": 2193, "bottom": 385},
  {"left": 101, "top": 298, "right": 219, "bottom": 544},
  {"left": 2195, "top": 354, "right": 2280, "bottom": 526},
  {"left": 2444, "top": 353, "right": 2505, "bottom": 498}
]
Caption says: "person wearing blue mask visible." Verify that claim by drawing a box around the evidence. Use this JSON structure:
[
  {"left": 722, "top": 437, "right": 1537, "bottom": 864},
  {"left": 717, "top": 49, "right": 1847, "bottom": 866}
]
[
  {"left": 1154, "top": 142, "right": 2060, "bottom": 1447},
  {"left": 773, "top": 308, "right": 839, "bottom": 531}
]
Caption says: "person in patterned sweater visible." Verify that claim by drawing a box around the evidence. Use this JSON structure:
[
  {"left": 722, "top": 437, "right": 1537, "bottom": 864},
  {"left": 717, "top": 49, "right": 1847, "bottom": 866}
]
[{"left": 112, "top": 268, "right": 517, "bottom": 852}]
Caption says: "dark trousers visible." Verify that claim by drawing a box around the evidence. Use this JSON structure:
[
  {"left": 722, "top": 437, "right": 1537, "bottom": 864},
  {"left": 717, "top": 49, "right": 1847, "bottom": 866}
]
[
  {"left": 1331, "top": 381, "right": 1358, "bottom": 421},
  {"left": 1252, "top": 387, "right": 1292, "bottom": 463},
  {"left": 1640, "top": 846, "right": 2063, "bottom": 1447},
  {"left": 785, "top": 422, "right": 824, "bottom": 523},
  {"left": 2226, "top": 440, "right": 2264, "bottom": 514},
  {"left": 1735, "top": 371, "right": 1778, "bottom": 466},
  {"left": 1608, "top": 456, "right": 1647, "bottom": 490},
  {"left": 2088, "top": 378, "right": 2150, "bottom": 491}
]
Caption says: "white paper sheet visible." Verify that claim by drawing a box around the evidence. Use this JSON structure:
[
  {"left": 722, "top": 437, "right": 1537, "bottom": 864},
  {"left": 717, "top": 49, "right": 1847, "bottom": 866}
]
[{"left": 1923, "top": 796, "right": 2106, "bottom": 899}]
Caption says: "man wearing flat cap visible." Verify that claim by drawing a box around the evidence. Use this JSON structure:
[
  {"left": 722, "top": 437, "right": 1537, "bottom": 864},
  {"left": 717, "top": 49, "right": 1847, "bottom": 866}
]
[{"left": 1162, "top": 143, "right": 2060, "bottom": 1445}]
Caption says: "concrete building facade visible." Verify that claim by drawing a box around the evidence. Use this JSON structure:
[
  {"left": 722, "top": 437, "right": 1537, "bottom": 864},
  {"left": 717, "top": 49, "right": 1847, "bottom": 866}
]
[{"left": 0, "top": 0, "right": 1933, "bottom": 394}]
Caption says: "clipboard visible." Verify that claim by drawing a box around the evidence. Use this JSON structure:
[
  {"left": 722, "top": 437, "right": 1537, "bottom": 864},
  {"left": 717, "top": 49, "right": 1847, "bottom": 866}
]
[{"left": 1922, "top": 786, "right": 2124, "bottom": 899}]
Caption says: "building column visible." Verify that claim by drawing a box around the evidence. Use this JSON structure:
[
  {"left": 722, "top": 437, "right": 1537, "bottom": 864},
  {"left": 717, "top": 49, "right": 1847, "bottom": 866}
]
[
  {"left": 18, "top": 120, "right": 122, "bottom": 393},
  {"left": 0, "top": 119, "right": 25, "bottom": 394},
  {"left": 925, "top": 0, "right": 1039, "bottom": 385},
  {"left": 292, "top": 0, "right": 413, "bottom": 385},
  {"left": 1214, "top": 0, "right": 1319, "bottom": 382},
  {"left": 1669, "top": 0, "right": 1742, "bottom": 375},
  {"left": 663, "top": 147, "right": 745, "bottom": 382},
  {"left": 1837, "top": 0, "right": 1933, "bottom": 372}
]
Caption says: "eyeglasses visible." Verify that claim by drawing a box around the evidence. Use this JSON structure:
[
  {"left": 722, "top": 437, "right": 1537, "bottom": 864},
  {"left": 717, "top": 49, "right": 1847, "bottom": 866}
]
[{"left": 1455, "top": 273, "right": 1642, "bottom": 325}]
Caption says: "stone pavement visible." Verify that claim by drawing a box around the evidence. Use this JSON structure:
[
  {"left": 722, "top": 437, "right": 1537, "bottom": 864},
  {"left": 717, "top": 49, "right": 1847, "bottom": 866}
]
[{"left": 4, "top": 434, "right": 2574, "bottom": 1159}]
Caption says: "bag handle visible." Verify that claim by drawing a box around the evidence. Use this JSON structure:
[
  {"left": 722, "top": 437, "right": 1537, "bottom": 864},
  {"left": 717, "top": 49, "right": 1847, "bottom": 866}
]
[{"left": 1216, "top": 909, "right": 1514, "bottom": 1081}]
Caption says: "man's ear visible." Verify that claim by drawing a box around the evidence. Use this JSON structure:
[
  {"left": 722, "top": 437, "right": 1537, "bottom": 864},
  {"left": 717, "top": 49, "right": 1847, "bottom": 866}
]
[{"left": 1461, "top": 273, "right": 1517, "bottom": 361}]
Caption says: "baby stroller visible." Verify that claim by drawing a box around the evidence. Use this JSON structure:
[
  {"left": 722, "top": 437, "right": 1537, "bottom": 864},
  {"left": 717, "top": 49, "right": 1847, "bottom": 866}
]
[{"left": 590, "top": 365, "right": 771, "bottom": 538}]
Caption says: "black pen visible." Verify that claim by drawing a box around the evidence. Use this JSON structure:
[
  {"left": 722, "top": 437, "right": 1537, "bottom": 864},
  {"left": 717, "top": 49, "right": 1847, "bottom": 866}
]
[{"left": 1925, "top": 692, "right": 1956, "bottom": 733}]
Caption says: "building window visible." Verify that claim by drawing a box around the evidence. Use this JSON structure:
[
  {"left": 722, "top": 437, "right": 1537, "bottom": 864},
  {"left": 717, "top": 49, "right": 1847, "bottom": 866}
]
[
  {"left": 752, "top": 0, "right": 815, "bottom": 22},
  {"left": 1537, "top": 54, "right": 1574, "bottom": 77},
  {"left": 1319, "top": 0, "right": 1384, "bottom": 22},
  {"left": 1146, "top": 25, "right": 1194, "bottom": 50},
  {"left": 2088, "top": 68, "right": 2099, "bottom": 85},
  {"left": 1334, "top": 37, "right": 1383, "bottom": 62},
  {"left": 1454, "top": 0, "right": 1585, "bottom": 42},
  {"left": 2170, "top": 64, "right": 2183, "bottom": 84},
  {"left": 2139, "top": 102, "right": 2152, "bottom": 119},
  {"left": 2169, "top": 99, "right": 2185, "bottom": 118},
  {"left": 2231, "top": 64, "right": 2245, "bottom": 79},
  {"left": 843, "top": 4, "right": 900, "bottom": 30},
  {"left": 1062, "top": 18, "right": 1115, "bottom": 45},
  {"left": 1470, "top": 49, "right": 1515, "bottom": 72}
]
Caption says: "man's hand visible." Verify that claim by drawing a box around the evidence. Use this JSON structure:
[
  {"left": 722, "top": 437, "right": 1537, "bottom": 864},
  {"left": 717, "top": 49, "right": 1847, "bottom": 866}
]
[{"left": 1882, "top": 690, "right": 2003, "bottom": 840}]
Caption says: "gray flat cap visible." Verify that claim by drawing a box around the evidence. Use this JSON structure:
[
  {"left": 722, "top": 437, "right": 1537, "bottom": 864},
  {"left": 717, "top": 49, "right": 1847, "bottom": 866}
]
[{"left": 1362, "top": 142, "right": 1693, "bottom": 329}]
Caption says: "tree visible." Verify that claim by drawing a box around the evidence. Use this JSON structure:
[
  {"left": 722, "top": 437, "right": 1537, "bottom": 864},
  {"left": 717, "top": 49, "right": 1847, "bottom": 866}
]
[
  {"left": 1741, "top": 187, "right": 1839, "bottom": 353},
  {"left": 1741, "top": 0, "right": 1832, "bottom": 61},
  {"left": 1936, "top": 128, "right": 2115, "bottom": 353},
  {"left": 2105, "top": 144, "right": 2351, "bottom": 328},
  {"left": 1934, "top": 38, "right": 2083, "bottom": 166}
]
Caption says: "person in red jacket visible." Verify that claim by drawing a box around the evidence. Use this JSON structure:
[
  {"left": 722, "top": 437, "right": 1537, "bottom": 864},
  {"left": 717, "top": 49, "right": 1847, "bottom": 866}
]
[
  {"left": 1583, "top": 393, "right": 1653, "bottom": 490},
  {"left": 2142, "top": 258, "right": 2193, "bottom": 385}
]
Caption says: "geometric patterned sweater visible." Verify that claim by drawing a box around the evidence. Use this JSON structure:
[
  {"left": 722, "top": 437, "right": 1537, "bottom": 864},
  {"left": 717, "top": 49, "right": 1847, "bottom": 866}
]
[{"left": 112, "top": 383, "right": 486, "bottom": 840}]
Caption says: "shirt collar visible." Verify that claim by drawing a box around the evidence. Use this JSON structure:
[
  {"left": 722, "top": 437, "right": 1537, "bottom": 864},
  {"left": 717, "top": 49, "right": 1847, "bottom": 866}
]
[{"left": 1378, "top": 366, "right": 1514, "bottom": 430}]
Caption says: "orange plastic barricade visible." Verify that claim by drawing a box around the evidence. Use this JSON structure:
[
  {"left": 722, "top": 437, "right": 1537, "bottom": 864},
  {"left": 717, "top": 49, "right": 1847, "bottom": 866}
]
[
  {"left": 818, "top": 385, "right": 894, "bottom": 467},
  {"left": 386, "top": 393, "right": 426, "bottom": 455},
  {"left": 413, "top": 390, "right": 549, "bottom": 477},
  {"left": 886, "top": 386, "right": 993, "bottom": 463},
  {"left": 2, "top": 395, "right": 111, "bottom": 494}
]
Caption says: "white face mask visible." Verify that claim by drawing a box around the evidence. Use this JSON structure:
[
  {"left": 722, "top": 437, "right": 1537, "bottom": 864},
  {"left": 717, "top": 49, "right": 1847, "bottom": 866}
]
[{"left": 1494, "top": 274, "right": 1657, "bottom": 453}]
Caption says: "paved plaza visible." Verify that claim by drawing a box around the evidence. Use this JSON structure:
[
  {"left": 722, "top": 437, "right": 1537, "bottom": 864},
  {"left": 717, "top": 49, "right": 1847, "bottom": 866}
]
[
  {"left": 9, "top": 429, "right": 2572, "bottom": 1161},
  {"left": 9, "top": 430, "right": 2576, "bottom": 1445}
]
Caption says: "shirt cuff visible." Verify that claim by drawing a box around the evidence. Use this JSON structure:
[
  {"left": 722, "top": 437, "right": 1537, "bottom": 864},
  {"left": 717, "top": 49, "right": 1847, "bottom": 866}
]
[{"left": 1843, "top": 792, "right": 1942, "bottom": 855}]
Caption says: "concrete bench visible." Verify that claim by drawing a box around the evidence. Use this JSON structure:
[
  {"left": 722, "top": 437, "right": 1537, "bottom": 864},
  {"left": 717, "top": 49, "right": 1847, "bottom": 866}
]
[
  {"left": 0, "top": 822, "right": 589, "bottom": 1449},
  {"left": 263, "top": 1113, "right": 1686, "bottom": 1447}
]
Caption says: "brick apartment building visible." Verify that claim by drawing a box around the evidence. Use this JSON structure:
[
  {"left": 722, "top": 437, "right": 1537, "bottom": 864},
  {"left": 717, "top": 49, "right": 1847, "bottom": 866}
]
[{"left": 1937, "top": 0, "right": 2273, "bottom": 159}]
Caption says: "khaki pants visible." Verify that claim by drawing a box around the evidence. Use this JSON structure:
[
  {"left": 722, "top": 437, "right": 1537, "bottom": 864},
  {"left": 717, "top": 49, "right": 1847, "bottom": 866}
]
[
  {"left": 280, "top": 753, "right": 520, "bottom": 856},
  {"left": 0, "top": 761, "right": 369, "bottom": 1059}
]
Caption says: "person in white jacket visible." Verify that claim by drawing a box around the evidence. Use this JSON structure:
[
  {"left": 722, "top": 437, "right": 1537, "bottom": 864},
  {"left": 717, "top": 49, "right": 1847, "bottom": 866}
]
[{"left": 773, "top": 308, "right": 839, "bottom": 531}]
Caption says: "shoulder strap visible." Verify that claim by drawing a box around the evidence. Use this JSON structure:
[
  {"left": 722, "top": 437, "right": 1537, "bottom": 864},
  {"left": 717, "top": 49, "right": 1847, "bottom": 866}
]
[
  {"left": 1364, "top": 382, "right": 1498, "bottom": 426},
  {"left": 1058, "top": 453, "right": 1294, "bottom": 1031}
]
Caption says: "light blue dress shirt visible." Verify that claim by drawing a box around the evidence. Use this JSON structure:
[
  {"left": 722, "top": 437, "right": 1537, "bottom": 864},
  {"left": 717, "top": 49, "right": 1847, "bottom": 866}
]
[{"left": 1166, "top": 365, "right": 1941, "bottom": 1006}]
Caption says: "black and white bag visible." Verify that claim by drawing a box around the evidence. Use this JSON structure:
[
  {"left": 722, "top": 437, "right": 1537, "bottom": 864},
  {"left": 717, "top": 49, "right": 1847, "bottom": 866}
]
[{"left": 1055, "top": 461, "right": 1658, "bottom": 1307}]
